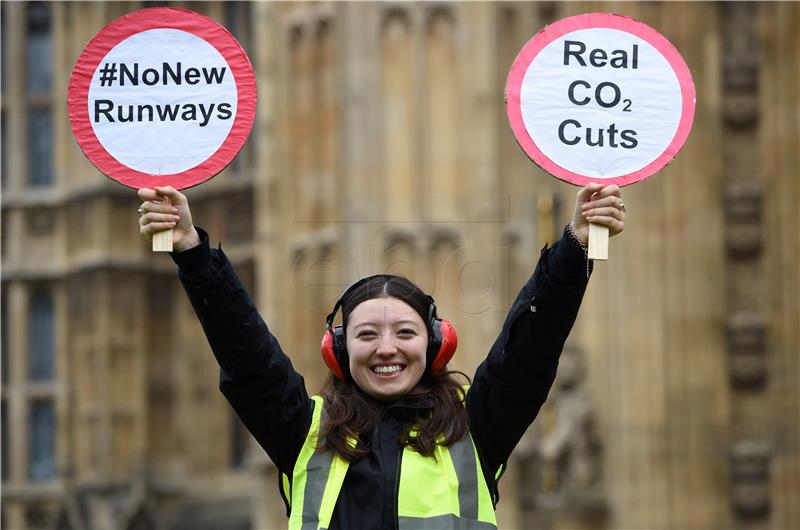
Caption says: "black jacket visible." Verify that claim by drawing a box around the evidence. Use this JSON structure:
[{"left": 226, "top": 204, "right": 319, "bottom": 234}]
[{"left": 172, "top": 227, "right": 591, "bottom": 530}]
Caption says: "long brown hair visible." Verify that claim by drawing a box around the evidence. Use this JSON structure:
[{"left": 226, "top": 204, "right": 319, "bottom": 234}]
[
  {"left": 319, "top": 275, "right": 470, "bottom": 462},
  {"left": 319, "top": 370, "right": 470, "bottom": 462}
]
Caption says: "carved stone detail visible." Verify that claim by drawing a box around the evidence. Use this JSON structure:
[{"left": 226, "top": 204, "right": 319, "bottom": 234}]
[
  {"left": 384, "top": 225, "right": 418, "bottom": 251},
  {"left": 538, "top": 2, "right": 558, "bottom": 23},
  {"left": 148, "top": 377, "right": 174, "bottom": 404},
  {"left": 721, "top": 3, "right": 760, "bottom": 128},
  {"left": 427, "top": 224, "right": 462, "bottom": 252},
  {"left": 724, "top": 181, "right": 763, "bottom": 258},
  {"left": 726, "top": 312, "right": 767, "bottom": 388},
  {"left": 425, "top": 4, "right": 455, "bottom": 23},
  {"left": 722, "top": 54, "right": 759, "bottom": 127},
  {"left": 536, "top": 343, "right": 607, "bottom": 515},
  {"left": 730, "top": 440, "right": 771, "bottom": 519},
  {"left": 26, "top": 208, "right": 56, "bottom": 236},
  {"left": 290, "top": 228, "right": 338, "bottom": 262}
]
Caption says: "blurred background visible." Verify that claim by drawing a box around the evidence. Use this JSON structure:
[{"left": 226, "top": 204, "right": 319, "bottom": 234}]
[{"left": 1, "top": 1, "right": 798, "bottom": 529}]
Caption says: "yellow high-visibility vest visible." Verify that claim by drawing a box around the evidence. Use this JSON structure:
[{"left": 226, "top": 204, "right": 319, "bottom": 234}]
[{"left": 283, "top": 395, "right": 498, "bottom": 530}]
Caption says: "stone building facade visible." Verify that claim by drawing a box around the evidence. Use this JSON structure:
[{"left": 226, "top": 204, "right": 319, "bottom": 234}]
[{"left": 1, "top": 2, "right": 798, "bottom": 529}]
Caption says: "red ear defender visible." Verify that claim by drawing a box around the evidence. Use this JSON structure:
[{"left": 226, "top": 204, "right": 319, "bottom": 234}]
[
  {"left": 320, "top": 326, "right": 347, "bottom": 381},
  {"left": 428, "top": 318, "right": 458, "bottom": 375}
]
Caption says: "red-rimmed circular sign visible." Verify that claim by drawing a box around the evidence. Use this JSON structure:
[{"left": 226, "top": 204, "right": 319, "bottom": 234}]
[
  {"left": 68, "top": 7, "right": 256, "bottom": 190},
  {"left": 506, "top": 13, "right": 695, "bottom": 187}
]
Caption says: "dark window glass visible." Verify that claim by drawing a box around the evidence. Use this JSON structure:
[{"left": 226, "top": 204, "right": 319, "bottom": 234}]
[
  {"left": 225, "top": 3, "right": 251, "bottom": 176},
  {"left": 28, "top": 108, "right": 52, "bottom": 186},
  {"left": 225, "top": 1, "right": 239, "bottom": 35},
  {"left": 28, "top": 399, "right": 55, "bottom": 480},
  {"left": 2, "top": 400, "right": 8, "bottom": 481},
  {"left": 229, "top": 148, "right": 241, "bottom": 174},
  {"left": 1, "top": 3, "right": 7, "bottom": 94},
  {"left": 2, "top": 112, "right": 8, "bottom": 189},
  {"left": 225, "top": 2, "right": 251, "bottom": 49},
  {"left": 25, "top": 506, "right": 51, "bottom": 529},
  {"left": 1, "top": 212, "right": 7, "bottom": 259},
  {"left": 2, "top": 292, "right": 8, "bottom": 383},
  {"left": 0, "top": 3, "right": 5, "bottom": 204},
  {"left": 28, "top": 290, "right": 54, "bottom": 381},
  {"left": 26, "top": 2, "right": 52, "bottom": 94}
]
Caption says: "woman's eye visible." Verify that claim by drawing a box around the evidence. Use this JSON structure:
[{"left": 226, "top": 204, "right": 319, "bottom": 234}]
[
  {"left": 399, "top": 329, "right": 416, "bottom": 336},
  {"left": 357, "top": 330, "right": 377, "bottom": 338}
]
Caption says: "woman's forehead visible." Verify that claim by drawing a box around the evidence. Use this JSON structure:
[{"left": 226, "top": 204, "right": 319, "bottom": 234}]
[{"left": 347, "top": 296, "right": 423, "bottom": 324}]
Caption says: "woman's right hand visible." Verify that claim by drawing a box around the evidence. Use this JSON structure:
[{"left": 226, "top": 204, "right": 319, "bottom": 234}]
[{"left": 138, "top": 186, "right": 201, "bottom": 252}]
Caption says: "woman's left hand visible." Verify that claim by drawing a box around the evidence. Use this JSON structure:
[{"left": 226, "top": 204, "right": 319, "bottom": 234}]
[{"left": 570, "top": 183, "right": 626, "bottom": 247}]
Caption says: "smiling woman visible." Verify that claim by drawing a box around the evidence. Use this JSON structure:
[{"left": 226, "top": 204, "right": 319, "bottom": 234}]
[{"left": 137, "top": 182, "right": 626, "bottom": 530}]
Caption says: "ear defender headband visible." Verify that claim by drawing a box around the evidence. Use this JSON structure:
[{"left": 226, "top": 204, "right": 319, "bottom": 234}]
[{"left": 320, "top": 274, "right": 458, "bottom": 381}]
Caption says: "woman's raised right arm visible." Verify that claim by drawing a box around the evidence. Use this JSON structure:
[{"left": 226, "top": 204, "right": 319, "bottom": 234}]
[{"left": 138, "top": 187, "right": 312, "bottom": 475}]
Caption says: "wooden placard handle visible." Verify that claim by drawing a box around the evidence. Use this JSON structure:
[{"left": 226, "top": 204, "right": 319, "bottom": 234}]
[
  {"left": 587, "top": 223, "right": 608, "bottom": 261},
  {"left": 152, "top": 229, "right": 173, "bottom": 252},
  {"left": 151, "top": 195, "right": 173, "bottom": 252}
]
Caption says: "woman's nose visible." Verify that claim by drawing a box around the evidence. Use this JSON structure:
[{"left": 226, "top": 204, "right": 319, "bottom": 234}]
[{"left": 376, "top": 334, "right": 398, "bottom": 355}]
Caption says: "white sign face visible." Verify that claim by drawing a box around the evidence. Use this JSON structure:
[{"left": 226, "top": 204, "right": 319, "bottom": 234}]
[
  {"left": 506, "top": 13, "right": 695, "bottom": 187},
  {"left": 68, "top": 7, "right": 257, "bottom": 190},
  {"left": 87, "top": 28, "right": 238, "bottom": 175}
]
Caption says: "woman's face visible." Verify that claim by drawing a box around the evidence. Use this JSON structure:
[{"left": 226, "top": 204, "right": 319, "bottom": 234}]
[{"left": 346, "top": 296, "right": 428, "bottom": 400}]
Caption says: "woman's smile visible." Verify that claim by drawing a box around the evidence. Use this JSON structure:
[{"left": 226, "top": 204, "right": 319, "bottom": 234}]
[{"left": 371, "top": 363, "right": 406, "bottom": 376}]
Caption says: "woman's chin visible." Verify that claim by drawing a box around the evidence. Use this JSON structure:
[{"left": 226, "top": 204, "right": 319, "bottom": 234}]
[{"left": 367, "top": 381, "right": 410, "bottom": 400}]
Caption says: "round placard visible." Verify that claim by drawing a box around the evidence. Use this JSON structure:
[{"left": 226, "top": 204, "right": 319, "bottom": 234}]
[
  {"left": 68, "top": 7, "right": 256, "bottom": 190},
  {"left": 505, "top": 13, "right": 695, "bottom": 187}
]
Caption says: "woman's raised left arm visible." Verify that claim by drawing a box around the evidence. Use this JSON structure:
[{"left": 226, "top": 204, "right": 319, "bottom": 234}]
[{"left": 466, "top": 184, "right": 625, "bottom": 479}]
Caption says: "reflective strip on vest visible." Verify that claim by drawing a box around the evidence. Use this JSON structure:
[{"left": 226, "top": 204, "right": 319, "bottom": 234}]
[
  {"left": 289, "top": 396, "right": 335, "bottom": 530},
  {"left": 398, "top": 514, "right": 497, "bottom": 530},
  {"left": 450, "top": 431, "right": 479, "bottom": 519},
  {"left": 289, "top": 394, "right": 498, "bottom": 530}
]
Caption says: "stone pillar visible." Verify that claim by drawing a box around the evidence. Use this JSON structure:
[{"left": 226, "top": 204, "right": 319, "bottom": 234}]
[{"left": 720, "top": 2, "right": 772, "bottom": 526}]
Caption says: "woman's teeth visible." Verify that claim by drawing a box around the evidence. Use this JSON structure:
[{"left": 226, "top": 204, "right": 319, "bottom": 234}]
[{"left": 373, "top": 365, "right": 403, "bottom": 374}]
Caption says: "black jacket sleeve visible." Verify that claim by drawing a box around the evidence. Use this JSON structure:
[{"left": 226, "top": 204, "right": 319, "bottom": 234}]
[
  {"left": 171, "top": 228, "right": 312, "bottom": 475},
  {"left": 467, "top": 227, "right": 590, "bottom": 482}
]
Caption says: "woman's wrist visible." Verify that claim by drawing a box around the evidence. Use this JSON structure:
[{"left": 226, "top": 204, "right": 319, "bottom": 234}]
[
  {"left": 174, "top": 227, "right": 201, "bottom": 252},
  {"left": 565, "top": 222, "right": 588, "bottom": 250},
  {"left": 169, "top": 227, "right": 211, "bottom": 272},
  {"left": 564, "top": 223, "right": 591, "bottom": 279}
]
